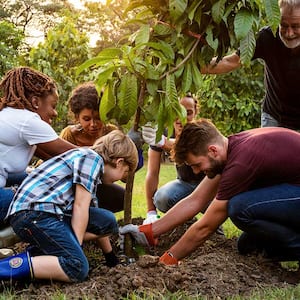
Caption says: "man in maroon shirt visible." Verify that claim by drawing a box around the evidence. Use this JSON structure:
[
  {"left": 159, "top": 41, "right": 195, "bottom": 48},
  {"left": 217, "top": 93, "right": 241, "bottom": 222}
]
[{"left": 120, "top": 119, "right": 300, "bottom": 265}]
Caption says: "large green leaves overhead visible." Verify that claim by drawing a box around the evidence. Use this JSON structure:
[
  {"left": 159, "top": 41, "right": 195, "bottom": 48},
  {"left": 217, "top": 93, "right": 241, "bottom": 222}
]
[{"left": 78, "top": 0, "right": 280, "bottom": 130}]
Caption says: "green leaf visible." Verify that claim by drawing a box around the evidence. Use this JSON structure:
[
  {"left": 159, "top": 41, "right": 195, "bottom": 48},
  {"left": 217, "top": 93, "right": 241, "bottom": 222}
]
[
  {"left": 100, "top": 83, "right": 115, "bottom": 122},
  {"left": 118, "top": 74, "right": 138, "bottom": 124},
  {"left": 191, "top": 62, "right": 203, "bottom": 91},
  {"left": 76, "top": 57, "right": 102, "bottom": 75},
  {"left": 153, "top": 23, "right": 173, "bottom": 36},
  {"left": 135, "top": 24, "right": 150, "bottom": 45},
  {"left": 76, "top": 48, "right": 122, "bottom": 75},
  {"left": 95, "top": 67, "right": 115, "bottom": 90},
  {"left": 144, "top": 63, "right": 160, "bottom": 80},
  {"left": 263, "top": 0, "right": 280, "bottom": 33},
  {"left": 187, "top": 1, "right": 202, "bottom": 23},
  {"left": 146, "top": 80, "right": 159, "bottom": 97},
  {"left": 205, "top": 25, "right": 218, "bottom": 51},
  {"left": 169, "top": 0, "right": 188, "bottom": 22},
  {"left": 182, "top": 63, "right": 192, "bottom": 93},
  {"left": 234, "top": 8, "right": 254, "bottom": 41},
  {"left": 212, "top": 0, "right": 226, "bottom": 24},
  {"left": 240, "top": 29, "right": 256, "bottom": 64},
  {"left": 143, "top": 41, "right": 175, "bottom": 60},
  {"left": 166, "top": 74, "right": 178, "bottom": 106}
]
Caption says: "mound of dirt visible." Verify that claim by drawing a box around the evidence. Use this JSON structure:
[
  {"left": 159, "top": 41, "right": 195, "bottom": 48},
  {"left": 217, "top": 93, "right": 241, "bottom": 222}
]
[{"left": 2, "top": 218, "right": 300, "bottom": 299}]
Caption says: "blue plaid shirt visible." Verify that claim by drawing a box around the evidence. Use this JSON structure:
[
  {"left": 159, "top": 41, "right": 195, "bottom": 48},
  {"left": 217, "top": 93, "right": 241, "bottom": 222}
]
[{"left": 7, "top": 148, "right": 103, "bottom": 218}]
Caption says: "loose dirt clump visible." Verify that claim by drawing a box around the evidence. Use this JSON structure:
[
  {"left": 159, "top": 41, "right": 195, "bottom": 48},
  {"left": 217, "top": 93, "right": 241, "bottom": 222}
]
[{"left": 1, "top": 218, "right": 300, "bottom": 299}]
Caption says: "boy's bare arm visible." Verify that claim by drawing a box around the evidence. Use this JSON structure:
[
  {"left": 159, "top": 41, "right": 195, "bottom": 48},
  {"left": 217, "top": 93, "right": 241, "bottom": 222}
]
[{"left": 72, "top": 184, "right": 91, "bottom": 244}]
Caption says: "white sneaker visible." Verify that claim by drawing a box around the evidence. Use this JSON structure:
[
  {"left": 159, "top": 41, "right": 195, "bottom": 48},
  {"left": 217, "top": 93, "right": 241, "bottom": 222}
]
[{"left": 0, "top": 248, "right": 14, "bottom": 258}]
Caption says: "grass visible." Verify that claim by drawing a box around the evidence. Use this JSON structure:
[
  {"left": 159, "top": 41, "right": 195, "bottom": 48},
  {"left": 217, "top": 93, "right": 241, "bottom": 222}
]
[{"left": 123, "top": 284, "right": 300, "bottom": 300}]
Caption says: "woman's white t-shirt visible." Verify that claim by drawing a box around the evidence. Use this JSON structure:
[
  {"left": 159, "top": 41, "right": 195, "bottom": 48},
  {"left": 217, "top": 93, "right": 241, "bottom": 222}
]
[{"left": 0, "top": 107, "right": 58, "bottom": 187}]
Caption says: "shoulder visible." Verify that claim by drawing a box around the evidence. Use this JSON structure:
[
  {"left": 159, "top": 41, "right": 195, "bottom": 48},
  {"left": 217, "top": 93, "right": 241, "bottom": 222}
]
[
  {"left": 60, "top": 125, "right": 82, "bottom": 144},
  {"left": 256, "top": 26, "right": 277, "bottom": 45},
  {"left": 60, "top": 125, "right": 78, "bottom": 136}
]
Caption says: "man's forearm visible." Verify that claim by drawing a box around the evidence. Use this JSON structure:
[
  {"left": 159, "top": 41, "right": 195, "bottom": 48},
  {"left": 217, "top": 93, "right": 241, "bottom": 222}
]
[
  {"left": 152, "top": 176, "right": 220, "bottom": 238},
  {"left": 201, "top": 53, "right": 241, "bottom": 74},
  {"left": 168, "top": 222, "right": 212, "bottom": 260}
]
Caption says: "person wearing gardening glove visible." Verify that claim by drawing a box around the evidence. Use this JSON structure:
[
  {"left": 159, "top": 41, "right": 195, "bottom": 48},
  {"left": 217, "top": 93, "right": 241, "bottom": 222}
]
[
  {"left": 122, "top": 119, "right": 300, "bottom": 265},
  {"left": 142, "top": 95, "right": 218, "bottom": 229}
]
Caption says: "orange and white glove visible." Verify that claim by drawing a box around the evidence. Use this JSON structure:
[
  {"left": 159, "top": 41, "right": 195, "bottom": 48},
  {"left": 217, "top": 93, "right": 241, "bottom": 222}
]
[
  {"left": 159, "top": 251, "right": 179, "bottom": 265},
  {"left": 119, "top": 223, "right": 158, "bottom": 247}
]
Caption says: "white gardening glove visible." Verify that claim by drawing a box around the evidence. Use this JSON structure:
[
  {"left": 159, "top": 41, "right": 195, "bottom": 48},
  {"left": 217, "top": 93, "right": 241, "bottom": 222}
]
[
  {"left": 119, "top": 224, "right": 149, "bottom": 246},
  {"left": 142, "top": 123, "right": 165, "bottom": 147},
  {"left": 143, "top": 210, "right": 160, "bottom": 225},
  {"left": 119, "top": 223, "right": 158, "bottom": 247}
]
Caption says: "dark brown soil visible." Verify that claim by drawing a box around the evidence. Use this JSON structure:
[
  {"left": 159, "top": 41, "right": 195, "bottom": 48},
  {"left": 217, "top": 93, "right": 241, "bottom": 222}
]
[{"left": 1, "top": 218, "right": 300, "bottom": 299}]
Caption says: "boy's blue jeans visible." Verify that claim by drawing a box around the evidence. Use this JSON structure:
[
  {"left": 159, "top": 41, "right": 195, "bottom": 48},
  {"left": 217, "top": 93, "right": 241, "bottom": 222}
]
[
  {"left": 228, "top": 183, "right": 300, "bottom": 261},
  {"left": 9, "top": 207, "right": 118, "bottom": 282}
]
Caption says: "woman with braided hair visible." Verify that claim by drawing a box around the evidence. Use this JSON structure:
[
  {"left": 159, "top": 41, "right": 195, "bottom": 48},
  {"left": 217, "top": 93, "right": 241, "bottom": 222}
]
[{"left": 0, "top": 66, "right": 75, "bottom": 227}]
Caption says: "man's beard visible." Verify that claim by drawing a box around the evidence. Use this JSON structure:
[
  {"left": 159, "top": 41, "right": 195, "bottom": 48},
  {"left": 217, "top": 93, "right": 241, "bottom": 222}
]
[
  {"left": 279, "top": 31, "right": 300, "bottom": 49},
  {"left": 204, "top": 157, "right": 226, "bottom": 179}
]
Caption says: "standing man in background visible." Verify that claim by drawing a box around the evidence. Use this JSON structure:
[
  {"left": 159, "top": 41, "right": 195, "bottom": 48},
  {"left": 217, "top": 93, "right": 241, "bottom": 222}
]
[{"left": 201, "top": 0, "right": 300, "bottom": 130}]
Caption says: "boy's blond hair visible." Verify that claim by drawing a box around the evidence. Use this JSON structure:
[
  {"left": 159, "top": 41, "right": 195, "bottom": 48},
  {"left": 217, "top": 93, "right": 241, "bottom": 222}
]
[{"left": 91, "top": 130, "right": 138, "bottom": 172}]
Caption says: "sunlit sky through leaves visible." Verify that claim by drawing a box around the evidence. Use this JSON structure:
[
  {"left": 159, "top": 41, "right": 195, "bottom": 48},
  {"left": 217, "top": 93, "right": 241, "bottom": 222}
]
[
  {"left": 27, "top": 0, "right": 106, "bottom": 46},
  {"left": 71, "top": 0, "right": 106, "bottom": 9}
]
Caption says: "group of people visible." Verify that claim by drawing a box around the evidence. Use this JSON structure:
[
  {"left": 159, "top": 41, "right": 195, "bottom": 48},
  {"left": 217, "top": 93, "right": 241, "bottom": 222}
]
[
  {"left": 0, "top": 66, "right": 141, "bottom": 282},
  {"left": 121, "top": 0, "right": 300, "bottom": 265},
  {"left": 1, "top": 0, "right": 300, "bottom": 284}
]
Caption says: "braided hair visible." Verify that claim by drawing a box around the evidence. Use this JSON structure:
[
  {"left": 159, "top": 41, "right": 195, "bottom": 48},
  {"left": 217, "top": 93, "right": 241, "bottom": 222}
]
[{"left": 0, "top": 66, "right": 56, "bottom": 111}]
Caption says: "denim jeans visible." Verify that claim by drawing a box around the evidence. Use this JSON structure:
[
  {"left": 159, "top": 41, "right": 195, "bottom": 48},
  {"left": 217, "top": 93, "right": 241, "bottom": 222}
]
[
  {"left": 10, "top": 207, "right": 118, "bottom": 282},
  {"left": 228, "top": 184, "right": 300, "bottom": 261},
  {"left": 154, "top": 179, "right": 199, "bottom": 213},
  {"left": 0, "top": 172, "right": 28, "bottom": 226},
  {"left": 261, "top": 111, "right": 279, "bottom": 127}
]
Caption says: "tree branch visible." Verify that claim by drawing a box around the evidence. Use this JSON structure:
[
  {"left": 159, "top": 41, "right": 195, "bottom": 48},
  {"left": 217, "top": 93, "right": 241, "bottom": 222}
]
[{"left": 159, "top": 38, "right": 200, "bottom": 80}]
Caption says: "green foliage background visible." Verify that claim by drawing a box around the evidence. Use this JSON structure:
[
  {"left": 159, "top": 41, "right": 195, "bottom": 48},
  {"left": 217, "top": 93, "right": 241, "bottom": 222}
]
[
  {"left": 198, "top": 60, "right": 264, "bottom": 135},
  {"left": 0, "top": 0, "right": 278, "bottom": 136}
]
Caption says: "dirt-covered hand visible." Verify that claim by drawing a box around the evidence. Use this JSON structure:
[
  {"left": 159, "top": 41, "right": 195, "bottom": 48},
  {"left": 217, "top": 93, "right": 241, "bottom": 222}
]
[{"left": 119, "top": 224, "right": 158, "bottom": 246}]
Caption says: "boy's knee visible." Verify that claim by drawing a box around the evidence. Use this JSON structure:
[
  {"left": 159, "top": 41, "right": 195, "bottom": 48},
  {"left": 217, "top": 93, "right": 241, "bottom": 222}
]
[{"left": 61, "top": 255, "right": 89, "bottom": 283}]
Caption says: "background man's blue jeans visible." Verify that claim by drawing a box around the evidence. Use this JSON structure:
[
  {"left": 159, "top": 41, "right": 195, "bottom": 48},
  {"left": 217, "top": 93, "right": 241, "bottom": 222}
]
[
  {"left": 228, "top": 184, "right": 300, "bottom": 261},
  {"left": 153, "top": 179, "right": 199, "bottom": 213}
]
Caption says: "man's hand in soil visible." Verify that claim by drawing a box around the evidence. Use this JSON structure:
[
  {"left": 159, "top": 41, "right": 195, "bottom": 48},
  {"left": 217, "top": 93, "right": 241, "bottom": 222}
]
[{"left": 119, "top": 224, "right": 158, "bottom": 247}]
